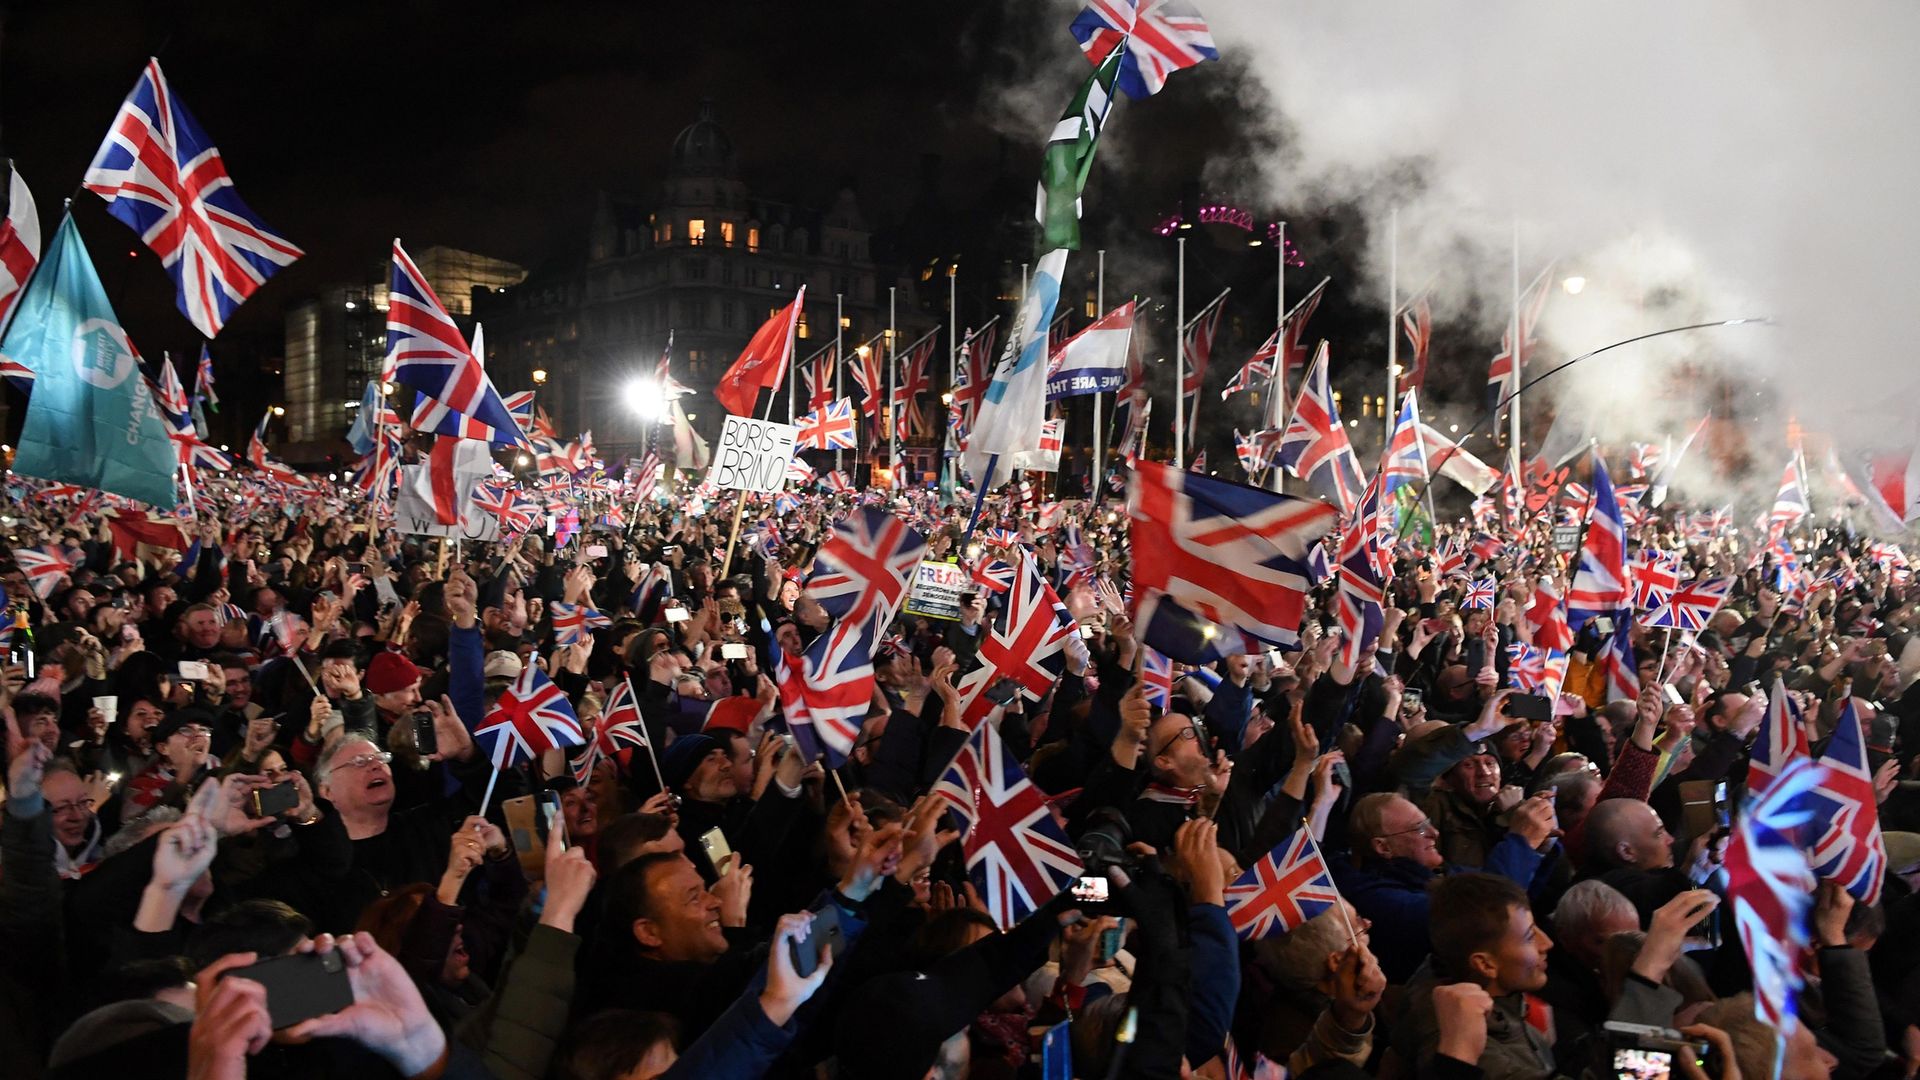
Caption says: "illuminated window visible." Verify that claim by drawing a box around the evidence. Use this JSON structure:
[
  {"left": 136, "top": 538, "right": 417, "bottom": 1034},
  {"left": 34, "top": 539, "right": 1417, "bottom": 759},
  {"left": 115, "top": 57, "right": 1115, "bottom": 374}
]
[
  {"left": 688, "top": 219, "right": 705, "bottom": 246},
  {"left": 839, "top": 316, "right": 852, "bottom": 328},
  {"left": 659, "top": 222, "right": 672, "bottom": 243},
  {"left": 797, "top": 311, "right": 811, "bottom": 339},
  {"left": 748, "top": 227, "right": 761, "bottom": 252},
  {"left": 721, "top": 222, "right": 735, "bottom": 246},
  {"left": 1085, "top": 292, "right": 1097, "bottom": 318}
]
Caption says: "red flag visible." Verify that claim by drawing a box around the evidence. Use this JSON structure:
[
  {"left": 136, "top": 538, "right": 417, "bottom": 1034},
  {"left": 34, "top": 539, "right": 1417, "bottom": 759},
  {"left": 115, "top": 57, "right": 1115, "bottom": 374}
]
[{"left": 715, "top": 287, "right": 805, "bottom": 416}]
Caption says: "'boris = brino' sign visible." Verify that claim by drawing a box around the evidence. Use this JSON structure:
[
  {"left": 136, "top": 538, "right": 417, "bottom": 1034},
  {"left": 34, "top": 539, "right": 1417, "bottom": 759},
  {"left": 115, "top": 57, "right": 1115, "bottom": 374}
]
[{"left": 707, "top": 416, "right": 799, "bottom": 493}]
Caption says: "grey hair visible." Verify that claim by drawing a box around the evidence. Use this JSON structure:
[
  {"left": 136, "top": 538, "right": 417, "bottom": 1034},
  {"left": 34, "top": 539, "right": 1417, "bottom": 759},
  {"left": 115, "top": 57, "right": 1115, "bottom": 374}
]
[
  {"left": 313, "top": 728, "right": 381, "bottom": 788},
  {"left": 1255, "top": 903, "right": 1354, "bottom": 995},
  {"left": 1552, "top": 879, "right": 1636, "bottom": 939},
  {"left": 1542, "top": 769, "right": 1600, "bottom": 814},
  {"left": 104, "top": 806, "right": 182, "bottom": 860}
]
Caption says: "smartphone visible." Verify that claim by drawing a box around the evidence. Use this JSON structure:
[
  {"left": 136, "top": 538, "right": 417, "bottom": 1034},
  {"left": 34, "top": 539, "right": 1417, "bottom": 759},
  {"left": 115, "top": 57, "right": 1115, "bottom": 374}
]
[
  {"left": 1097, "top": 917, "right": 1128, "bottom": 963},
  {"left": 1403, "top": 688, "right": 1423, "bottom": 709},
  {"left": 663, "top": 606, "right": 691, "bottom": 623},
  {"left": 1071, "top": 874, "right": 1117, "bottom": 914},
  {"left": 984, "top": 676, "right": 1022, "bottom": 706},
  {"left": 346, "top": 562, "right": 366, "bottom": 577},
  {"left": 699, "top": 826, "right": 733, "bottom": 876},
  {"left": 1266, "top": 649, "right": 1288, "bottom": 667},
  {"left": 1040, "top": 1020, "right": 1072, "bottom": 1080},
  {"left": 586, "top": 544, "right": 609, "bottom": 559},
  {"left": 538, "top": 790, "right": 566, "bottom": 852},
  {"left": 1504, "top": 693, "right": 1554, "bottom": 723},
  {"left": 1593, "top": 616, "right": 1616, "bottom": 635},
  {"left": 1078, "top": 624, "right": 1095, "bottom": 639},
  {"left": 789, "top": 903, "right": 846, "bottom": 979},
  {"left": 249, "top": 781, "right": 299, "bottom": 818},
  {"left": 721, "top": 642, "right": 749, "bottom": 660},
  {"left": 177, "top": 660, "right": 211, "bottom": 681},
  {"left": 228, "top": 951, "right": 353, "bottom": 1030},
  {"left": 411, "top": 710, "right": 437, "bottom": 756},
  {"left": 502, "top": 795, "right": 545, "bottom": 876}
]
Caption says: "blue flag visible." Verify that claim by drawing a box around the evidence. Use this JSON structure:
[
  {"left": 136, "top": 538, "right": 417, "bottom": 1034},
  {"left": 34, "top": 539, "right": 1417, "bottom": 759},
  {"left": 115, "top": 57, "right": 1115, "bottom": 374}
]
[
  {"left": 2, "top": 215, "right": 179, "bottom": 508},
  {"left": 345, "top": 379, "right": 382, "bottom": 455}
]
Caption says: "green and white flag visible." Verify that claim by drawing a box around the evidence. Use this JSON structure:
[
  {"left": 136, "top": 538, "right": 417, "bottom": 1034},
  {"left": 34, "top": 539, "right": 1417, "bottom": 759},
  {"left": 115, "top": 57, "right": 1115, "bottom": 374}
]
[
  {"left": 2, "top": 215, "right": 179, "bottom": 508},
  {"left": 1035, "top": 45, "right": 1122, "bottom": 252}
]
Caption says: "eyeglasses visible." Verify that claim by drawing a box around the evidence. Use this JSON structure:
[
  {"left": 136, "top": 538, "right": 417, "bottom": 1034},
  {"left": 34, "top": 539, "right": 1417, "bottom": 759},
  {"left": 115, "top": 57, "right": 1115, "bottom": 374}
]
[
  {"left": 1377, "top": 817, "right": 1437, "bottom": 839},
  {"left": 1152, "top": 724, "right": 1201, "bottom": 759},
  {"left": 172, "top": 725, "right": 212, "bottom": 740},
  {"left": 47, "top": 798, "right": 91, "bottom": 816},
  {"left": 336, "top": 751, "right": 392, "bottom": 771}
]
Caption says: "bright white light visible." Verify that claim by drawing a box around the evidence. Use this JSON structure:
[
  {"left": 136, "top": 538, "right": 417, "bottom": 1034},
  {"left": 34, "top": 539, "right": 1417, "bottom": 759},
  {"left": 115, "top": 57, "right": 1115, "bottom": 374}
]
[
  {"left": 344, "top": 300, "right": 357, "bottom": 311},
  {"left": 1562, "top": 276, "right": 1587, "bottom": 295},
  {"left": 624, "top": 376, "right": 668, "bottom": 421},
  {"left": 516, "top": 453, "right": 531, "bottom": 466},
  {"left": 1449, "top": 424, "right": 1460, "bottom": 433},
  {"left": 1347, "top": 419, "right": 1359, "bottom": 428}
]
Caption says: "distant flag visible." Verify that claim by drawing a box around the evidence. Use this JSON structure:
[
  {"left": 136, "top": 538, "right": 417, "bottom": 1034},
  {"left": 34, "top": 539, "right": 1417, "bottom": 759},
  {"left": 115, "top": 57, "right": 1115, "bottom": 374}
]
[
  {"left": 797, "top": 398, "right": 858, "bottom": 450},
  {"left": 82, "top": 59, "right": 302, "bottom": 338},
  {"left": 1276, "top": 342, "right": 1365, "bottom": 515},
  {"left": 654, "top": 330, "right": 694, "bottom": 399},
  {"left": 1768, "top": 451, "right": 1810, "bottom": 538},
  {"left": 801, "top": 346, "right": 837, "bottom": 416},
  {"left": 1224, "top": 830, "right": 1340, "bottom": 939},
  {"left": 1047, "top": 300, "right": 1134, "bottom": 400},
  {"left": 0, "top": 162, "right": 41, "bottom": 325},
  {"left": 893, "top": 331, "right": 936, "bottom": 440},
  {"left": 550, "top": 601, "right": 612, "bottom": 646},
  {"left": 1036, "top": 45, "right": 1122, "bottom": 251},
  {"left": 474, "top": 666, "right": 585, "bottom": 770},
  {"left": 1187, "top": 449, "right": 1207, "bottom": 473},
  {"left": 1485, "top": 264, "right": 1554, "bottom": 412},
  {"left": 1648, "top": 414, "right": 1709, "bottom": 508},
  {"left": 1644, "top": 576, "right": 1732, "bottom": 633},
  {"left": 716, "top": 288, "right": 804, "bottom": 416},
  {"left": 1277, "top": 277, "right": 1330, "bottom": 382},
  {"left": 963, "top": 249, "right": 1068, "bottom": 493},
  {"left": 1396, "top": 291, "right": 1432, "bottom": 395},
  {"left": 931, "top": 719, "right": 1084, "bottom": 928},
  {"left": 1378, "top": 391, "right": 1430, "bottom": 497},
  {"left": 1566, "top": 453, "right": 1631, "bottom": 628},
  {"left": 1181, "top": 290, "right": 1228, "bottom": 401},
  {"left": 1069, "top": 0, "right": 1219, "bottom": 101}
]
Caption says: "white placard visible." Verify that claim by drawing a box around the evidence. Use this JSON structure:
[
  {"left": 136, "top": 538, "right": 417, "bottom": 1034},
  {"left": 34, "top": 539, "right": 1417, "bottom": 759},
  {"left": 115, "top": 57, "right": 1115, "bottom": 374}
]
[
  {"left": 707, "top": 416, "right": 799, "bottom": 493},
  {"left": 905, "top": 559, "right": 969, "bottom": 620},
  {"left": 393, "top": 466, "right": 501, "bottom": 540}
]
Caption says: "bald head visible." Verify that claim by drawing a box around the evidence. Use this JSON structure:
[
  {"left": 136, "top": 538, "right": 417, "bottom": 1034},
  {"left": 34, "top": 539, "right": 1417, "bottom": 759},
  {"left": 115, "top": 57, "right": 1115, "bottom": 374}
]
[{"left": 1583, "top": 799, "right": 1674, "bottom": 872}]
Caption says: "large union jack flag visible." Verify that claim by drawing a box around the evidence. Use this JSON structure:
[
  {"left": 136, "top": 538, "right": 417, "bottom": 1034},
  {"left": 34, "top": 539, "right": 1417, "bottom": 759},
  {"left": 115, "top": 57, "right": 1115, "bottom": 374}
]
[
  {"left": 1566, "top": 452, "right": 1630, "bottom": 629},
  {"left": 1807, "top": 698, "right": 1887, "bottom": 906},
  {"left": 1725, "top": 755, "right": 1825, "bottom": 1035},
  {"left": 475, "top": 666, "right": 584, "bottom": 770},
  {"left": 1276, "top": 342, "right": 1365, "bottom": 515},
  {"left": 775, "top": 615, "right": 878, "bottom": 767},
  {"left": 1180, "top": 291, "right": 1228, "bottom": 400},
  {"left": 1644, "top": 575, "right": 1731, "bottom": 632},
  {"left": 797, "top": 398, "right": 858, "bottom": 450},
  {"left": 384, "top": 241, "right": 529, "bottom": 447},
  {"left": 932, "top": 720, "right": 1083, "bottom": 928},
  {"left": 82, "top": 59, "right": 301, "bottom": 338},
  {"left": 1128, "top": 460, "right": 1337, "bottom": 664},
  {"left": 954, "top": 552, "right": 1076, "bottom": 727},
  {"left": 893, "top": 332, "right": 936, "bottom": 441},
  {"left": 801, "top": 346, "right": 837, "bottom": 416},
  {"left": 1749, "top": 677, "right": 1810, "bottom": 796},
  {"left": 1225, "top": 829, "right": 1340, "bottom": 939},
  {"left": 1628, "top": 550, "right": 1681, "bottom": 611},
  {"left": 803, "top": 506, "right": 927, "bottom": 633},
  {"left": 1070, "top": 0, "right": 1219, "bottom": 100}
]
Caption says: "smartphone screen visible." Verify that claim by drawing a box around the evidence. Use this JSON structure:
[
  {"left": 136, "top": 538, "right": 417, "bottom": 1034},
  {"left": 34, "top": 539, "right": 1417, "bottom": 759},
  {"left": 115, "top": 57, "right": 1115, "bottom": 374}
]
[
  {"left": 1612, "top": 1047, "right": 1673, "bottom": 1080},
  {"left": 177, "top": 660, "right": 211, "bottom": 681},
  {"left": 663, "top": 606, "right": 691, "bottom": 623},
  {"left": 721, "top": 642, "right": 749, "bottom": 660},
  {"left": 1071, "top": 875, "right": 1110, "bottom": 903},
  {"left": 1663, "top": 683, "right": 1686, "bottom": 706}
]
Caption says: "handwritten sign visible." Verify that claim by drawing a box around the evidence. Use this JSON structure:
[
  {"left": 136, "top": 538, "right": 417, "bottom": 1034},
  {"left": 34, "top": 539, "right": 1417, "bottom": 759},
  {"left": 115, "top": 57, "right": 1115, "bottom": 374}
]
[
  {"left": 1551, "top": 523, "right": 1582, "bottom": 553},
  {"left": 905, "top": 559, "right": 969, "bottom": 620},
  {"left": 707, "top": 416, "right": 798, "bottom": 493},
  {"left": 394, "top": 483, "right": 500, "bottom": 540}
]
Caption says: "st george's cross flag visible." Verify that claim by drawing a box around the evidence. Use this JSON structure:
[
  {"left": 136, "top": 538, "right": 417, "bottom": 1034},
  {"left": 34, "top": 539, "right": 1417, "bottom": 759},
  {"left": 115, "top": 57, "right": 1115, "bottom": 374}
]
[
  {"left": 82, "top": 59, "right": 302, "bottom": 338},
  {"left": 1225, "top": 829, "right": 1341, "bottom": 939},
  {"left": 1070, "top": 0, "right": 1219, "bottom": 100},
  {"left": 932, "top": 720, "right": 1084, "bottom": 929},
  {"left": 1128, "top": 460, "right": 1338, "bottom": 664},
  {"left": 475, "top": 666, "right": 584, "bottom": 770}
]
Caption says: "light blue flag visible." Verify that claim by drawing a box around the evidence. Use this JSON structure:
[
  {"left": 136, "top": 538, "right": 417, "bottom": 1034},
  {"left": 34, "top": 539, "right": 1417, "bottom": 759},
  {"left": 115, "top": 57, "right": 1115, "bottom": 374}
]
[
  {"left": 345, "top": 379, "right": 381, "bottom": 455},
  {"left": 961, "top": 247, "right": 1068, "bottom": 494},
  {"left": 3, "top": 215, "right": 178, "bottom": 508}
]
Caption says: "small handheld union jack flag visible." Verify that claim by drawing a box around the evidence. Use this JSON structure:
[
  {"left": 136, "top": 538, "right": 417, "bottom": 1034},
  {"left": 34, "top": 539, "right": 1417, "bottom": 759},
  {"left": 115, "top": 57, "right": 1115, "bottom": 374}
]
[
  {"left": 932, "top": 720, "right": 1084, "bottom": 928},
  {"left": 1224, "top": 829, "right": 1341, "bottom": 939},
  {"left": 1725, "top": 754, "right": 1825, "bottom": 1036},
  {"left": 1808, "top": 698, "right": 1887, "bottom": 906},
  {"left": 550, "top": 601, "right": 612, "bottom": 646},
  {"left": 1462, "top": 577, "right": 1497, "bottom": 609},
  {"left": 475, "top": 667, "right": 584, "bottom": 770}
]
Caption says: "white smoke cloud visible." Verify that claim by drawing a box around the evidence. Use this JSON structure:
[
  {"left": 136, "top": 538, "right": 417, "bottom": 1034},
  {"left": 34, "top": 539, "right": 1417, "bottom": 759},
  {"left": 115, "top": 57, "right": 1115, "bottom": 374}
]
[{"left": 1200, "top": 0, "right": 1920, "bottom": 462}]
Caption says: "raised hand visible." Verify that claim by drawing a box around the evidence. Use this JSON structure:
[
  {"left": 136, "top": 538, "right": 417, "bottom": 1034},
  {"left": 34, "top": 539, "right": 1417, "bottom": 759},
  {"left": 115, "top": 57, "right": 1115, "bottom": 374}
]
[{"left": 282, "top": 933, "right": 445, "bottom": 1076}]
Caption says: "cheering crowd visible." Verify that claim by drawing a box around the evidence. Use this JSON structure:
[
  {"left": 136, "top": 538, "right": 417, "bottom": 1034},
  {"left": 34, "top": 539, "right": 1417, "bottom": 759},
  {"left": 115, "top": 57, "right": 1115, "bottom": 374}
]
[{"left": 0, "top": 457, "right": 1915, "bottom": 1080}]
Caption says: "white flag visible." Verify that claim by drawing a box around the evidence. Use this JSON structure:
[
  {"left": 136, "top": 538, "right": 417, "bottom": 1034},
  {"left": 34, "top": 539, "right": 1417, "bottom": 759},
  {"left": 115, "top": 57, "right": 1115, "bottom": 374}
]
[
  {"left": 1416, "top": 424, "right": 1500, "bottom": 496},
  {"left": 962, "top": 248, "right": 1068, "bottom": 492}
]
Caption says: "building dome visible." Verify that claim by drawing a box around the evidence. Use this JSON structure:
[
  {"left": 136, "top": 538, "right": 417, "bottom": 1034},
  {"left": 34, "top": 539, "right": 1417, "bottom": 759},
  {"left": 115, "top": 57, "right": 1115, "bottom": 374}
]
[{"left": 669, "top": 99, "right": 737, "bottom": 180}]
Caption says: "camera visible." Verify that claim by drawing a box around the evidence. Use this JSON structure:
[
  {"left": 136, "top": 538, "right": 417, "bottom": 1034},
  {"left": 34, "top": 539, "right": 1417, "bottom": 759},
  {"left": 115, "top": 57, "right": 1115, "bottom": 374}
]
[{"left": 1076, "top": 807, "right": 1138, "bottom": 876}]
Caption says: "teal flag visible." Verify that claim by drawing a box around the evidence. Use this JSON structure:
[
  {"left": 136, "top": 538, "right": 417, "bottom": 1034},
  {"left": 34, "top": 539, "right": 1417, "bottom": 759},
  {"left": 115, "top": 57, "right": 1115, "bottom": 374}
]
[{"left": 3, "top": 215, "right": 178, "bottom": 508}]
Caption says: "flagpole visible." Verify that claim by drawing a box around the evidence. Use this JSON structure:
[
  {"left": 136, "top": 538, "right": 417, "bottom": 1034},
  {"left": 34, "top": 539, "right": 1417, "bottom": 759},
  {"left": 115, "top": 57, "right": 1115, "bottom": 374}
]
[
  {"left": 948, "top": 262, "right": 958, "bottom": 497},
  {"left": 834, "top": 293, "right": 844, "bottom": 478},
  {"left": 1175, "top": 236, "right": 1185, "bottom": 470},
  {"left": 1093, "top": 248, "right": 1105, "bottom": 500},
  {"left": 1508, "top": 219, "right": 1522, "bottom": 457},
  {"left": 1386, "top": 206, "right": 1399, "bottom": 448},
  {"left": 888, "top": 285, "right": 898, "bottom": 476},
  {"left": 1268, "top": 223, "right": 1287, "bottom": 493}
]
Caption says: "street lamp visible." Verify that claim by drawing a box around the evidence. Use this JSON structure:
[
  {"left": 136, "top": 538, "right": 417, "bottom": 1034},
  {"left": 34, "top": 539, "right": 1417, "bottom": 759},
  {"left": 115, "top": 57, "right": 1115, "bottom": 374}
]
[
  {"left": 623, "top": 376, "right": 667, "bottom": 422},
  {"left": 1562, "top": 276, "right": 1587, "bottom": 295},
  {"left": 532, "top": 368, "right": 548, "bottom": 386},
  {"left": 271, "top": 405, "right": 285, "bottom": 417}
]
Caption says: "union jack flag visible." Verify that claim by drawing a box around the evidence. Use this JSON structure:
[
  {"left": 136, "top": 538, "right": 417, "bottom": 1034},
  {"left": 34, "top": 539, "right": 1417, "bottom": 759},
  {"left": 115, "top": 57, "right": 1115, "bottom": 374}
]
[
  {"left": 953, "top": 552, "right": 1076, "bottom": 727},
  {"left": 949, "top": 323, "right": 997, "bottom": 446},
  {"left": 1526, "top": 580, "right": 1575, "bottom": 653},
  {"left": 797, "top": 398, "right": 858, "bottom": 450},
  {"left": 1644, "top": 576, "right": 1731, "bottom": 633},
  {"left": 1379, "top": 393, "right": 1429, "bottom": 495},
  {"left": 0, "top": 163, "right": 40, "bottom": 328},
  {"left": 1129, "top": 460, "right": 1338, "bottom": 664},
  {"left": 1463, "top": 577, "right": 1497, "bottom": 609},
  {"left": 629, "top": 451, "right": 661, "bottom": 502},
  {"left": 550, "top": 601, "right": 612, "bottom": 646},
  {"left": 1748, "top": 676, "right": 1809, "bottom": 796},
  {"left": 1808, "top": 698, "right": 1886, "bottom": 906},
  {"left": 1220, "top": 351, "right": 1272, "bottom": 402},
  {"left": 11, "top": 545, "right": 74, "bottom": 600},
  {"left": 593, "top": 677, "right": 651, "bottom": 775},
  {"left": 932, "top": 720, "right": 1084, "bottom": 928},
  {"left": 1566, "top": 453, "right": 1630, "bottom": 629},
  {"left": 384, "top": 240, "right": 528, "bottom": 447},
  {"left": 849, "top": 341, "right": 883, "bottom": 427},
  {"left": 474, "top": 666, "right": 584, "bottom": 770},
  {"left": 1334, "top": 475, "right": 1389, "bottom": 672},
  {"left": 1141, "top": 644, "right": 1176, "bottom": 710},
  {"left": 1225, "top": 829, "right": 1340, "bottom": 939},
  {"left": 801, "top": 346, "right": 837, "bottom": 416},
  {"left": 893, "top": 332, "right": 936, "bottom": 441},
  {"left": 1397, "top": 291, "right": 1432, "bottom": 395},
  {"left": 1485, "top": 264, "right": 1553, "bottom": 411},
  {"left": 804, "top": 506, "right": 927, "bottom": 633},
  {"left": 82, "top": 59, "right": 302, "bottom": 338},
  {"left": 785, "top": 457, "right": 816, "bottom": 487},
  {"left": 1276, "top": 342, "right": 1364, "bottom": 515},
  {"left": 654, "top": 329, "right": 694, "bottom": 400},
  {"left": 971, "top": 558, "right": 1016, "bottom": 594},
  {"left": 1070, "top": 0, "right": 1219, "bottom": 100},
  {"left": 820, "top": 470, "right": 854, "bottom": 495},
  {"left": 1506, "top": 643, "right": 1568, "bottom": 695},
  {"left": 1629, "top": 441, "right": 1662, "bottom": 480},
  {"left": 1769, "top": 452, "right": 1810, "bottom": 538},
  {"left": 1433, "top": 535, "right": 1466, "bottom": 579},
  {"left": 1180, "top": 291, "right": 1228, "bottom": 399},
  {"left": 193, "top": 344, "right": 218, "bottom": 411},
  {"left": 775, "top": 613, "right": 877, "bottom": 767},
  {"left": 1628, "top": 550, "right": 1680, "bottom": 610},
  {"left": 1725, "top": 755, "right": 1825, "bottom": 1034},
  {"left": 983, "top": 527, "right": 1022, "bottom": 547},
  {"left": 473, "top": 481, "right": 536, "bottom": 532}
]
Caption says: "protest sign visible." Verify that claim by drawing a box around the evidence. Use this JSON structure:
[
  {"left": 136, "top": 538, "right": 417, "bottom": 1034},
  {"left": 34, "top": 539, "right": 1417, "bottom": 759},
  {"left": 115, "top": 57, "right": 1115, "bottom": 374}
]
[
  {"left": 707, "top": 416, "right": 798, "bottom": 493},
  {"left": 905, "top": 559, "right": 969, "bottom": 620}
]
